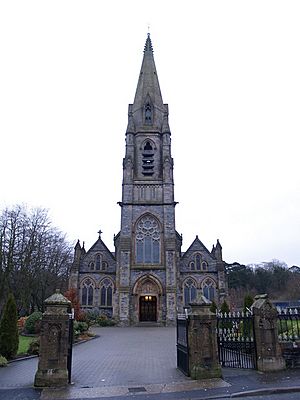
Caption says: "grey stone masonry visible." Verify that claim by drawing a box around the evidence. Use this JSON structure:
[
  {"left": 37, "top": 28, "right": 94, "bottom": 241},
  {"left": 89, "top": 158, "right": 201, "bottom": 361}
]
[{"left": 68, "top": 34, "right": 228, "bottom": 326}]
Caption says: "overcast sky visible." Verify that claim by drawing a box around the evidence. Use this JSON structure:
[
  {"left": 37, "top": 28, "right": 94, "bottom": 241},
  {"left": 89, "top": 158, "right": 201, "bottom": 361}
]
[{"left": 1, "top": 1, "right": 299, "bottom": 267}]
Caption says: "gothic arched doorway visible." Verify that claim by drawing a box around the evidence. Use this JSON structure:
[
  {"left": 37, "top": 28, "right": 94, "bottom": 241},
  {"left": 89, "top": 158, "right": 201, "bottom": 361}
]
[
  {"left": 139, "top": 295, "right": 157, "bottom": 321},
  {"left": 132, "top": 275, "right": 163, "bottom": 324}
]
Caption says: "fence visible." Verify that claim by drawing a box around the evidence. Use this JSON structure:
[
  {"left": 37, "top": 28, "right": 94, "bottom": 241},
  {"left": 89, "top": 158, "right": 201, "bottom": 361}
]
[
  {"left": 217, "top": 311, "right": 257, "bottom": 369},
  {"left": 277, "top": 307, "right": 300, "bottom": 368},
  {"left": 277, "top": 308, "right": 300, "bottom": 342},
  {"left": 176, "top": 314, "right": 189, "bottom": 376}
]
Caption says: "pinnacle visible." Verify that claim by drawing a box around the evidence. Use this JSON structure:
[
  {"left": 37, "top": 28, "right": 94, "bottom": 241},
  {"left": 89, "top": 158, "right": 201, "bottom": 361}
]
[{"left": 144, "top": 33, "right": 153, "bottom": 53}]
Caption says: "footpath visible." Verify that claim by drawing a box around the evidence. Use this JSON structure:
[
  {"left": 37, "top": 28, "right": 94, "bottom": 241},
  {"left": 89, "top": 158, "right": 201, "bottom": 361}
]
[
  {"left": 39, "top": 367, "right": 300, "bottom": 400},
  {"left": 1, "top": 366, "right": 299, "bottom": 400}
]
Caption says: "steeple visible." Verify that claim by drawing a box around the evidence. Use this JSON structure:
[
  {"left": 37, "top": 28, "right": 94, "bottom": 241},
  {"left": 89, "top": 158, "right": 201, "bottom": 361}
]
[{"left": 132, "top": 34, "right": 164, "bottom": 117}]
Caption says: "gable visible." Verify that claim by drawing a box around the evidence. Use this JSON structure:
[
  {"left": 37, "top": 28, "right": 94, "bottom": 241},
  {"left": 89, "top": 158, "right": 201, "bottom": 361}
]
[
  {"left": 181, "top": 236, "right": 215, "bottom": 262},
  {"left": 180, "top": 236, "right": 217, "bottom": 273},
  {"left": 79, "top": 237, "right": 116, "bottom": 274}
]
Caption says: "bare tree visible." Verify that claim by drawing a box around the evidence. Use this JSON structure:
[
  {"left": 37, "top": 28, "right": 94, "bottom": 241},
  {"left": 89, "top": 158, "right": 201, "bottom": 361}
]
[{"left": 0, "top": 205, "right": 73, "bottom": 314}]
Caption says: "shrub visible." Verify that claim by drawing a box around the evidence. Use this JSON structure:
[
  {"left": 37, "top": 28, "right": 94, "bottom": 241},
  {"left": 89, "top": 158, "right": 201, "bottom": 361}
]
[
  {"left": 85, "top": 308, "right": 101, "bottom": 325},
  {"left": 64, "top": 288, "right": 81, "bottom": 320},
  {"left": 0, "top": 293, "right": 19, "bottom": 359},
  {"left": 243, "top": 294, "right": 254, "bottom": 313},
  {"left": 73, "top": 321, "right": 89, "bottom": 339},
  {"left": 17, "top": 317, "right": 28, "bottom": 332},
  {"left": 210, "top": 300, "right": 217, "bottom": 314},
  {"left": 0, "top": 355, "right": 8, "bottom": 367},
  {"left": 24, "top": 312, "right": 43, "bottom": 334},
  {"left": 27, "top": 338, "right": 40, "bottom": 355},
  {"left": 96, "top": 314, "right": 116, "bottom": 327}
]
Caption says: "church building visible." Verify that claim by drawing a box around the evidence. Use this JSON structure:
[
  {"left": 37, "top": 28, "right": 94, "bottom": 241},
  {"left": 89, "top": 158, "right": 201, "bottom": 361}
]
[{"left": 69, "top": 34, "right": 228, "bottom": 326}]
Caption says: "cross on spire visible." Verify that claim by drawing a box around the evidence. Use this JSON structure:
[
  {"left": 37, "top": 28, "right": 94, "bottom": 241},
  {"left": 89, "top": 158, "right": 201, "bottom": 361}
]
[{"left": 98, "top": 229, "right": 103, "bottom": 238}]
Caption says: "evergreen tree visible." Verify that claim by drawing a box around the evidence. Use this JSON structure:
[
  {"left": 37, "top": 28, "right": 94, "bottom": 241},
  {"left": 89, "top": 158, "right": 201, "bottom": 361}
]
[
  {"left": 210, "top": 300, "right": 217, "bottom": 314},
  {"left": 0, "top": 293, "right": 19, "bottom": 359},
  {"left": 243, "top": 293, "right": 254, "bottom": 314},
  {"left": 243, "top": 293, "right": 254, "bottom": 338},
  {"left": 220, "top": 300, "right": 230, "bottom": 315}
]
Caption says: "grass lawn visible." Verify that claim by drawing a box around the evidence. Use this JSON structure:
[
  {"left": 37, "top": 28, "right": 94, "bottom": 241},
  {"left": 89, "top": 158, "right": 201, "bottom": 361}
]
[{"left": 17, "top": 335, "right": 35, "bottom": 355}]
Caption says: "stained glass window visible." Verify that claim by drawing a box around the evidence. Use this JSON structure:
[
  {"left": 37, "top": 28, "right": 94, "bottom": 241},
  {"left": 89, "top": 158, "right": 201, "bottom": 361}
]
[
  {"left": 135, "top": 215, "right": 160, "bottom": 264},
  {"left": 100, "top": 278, "right": 113, "bottom": 307},
  {"left": 202, "top": 278, "right": 216, "bottom": 301},
  {"left": 183, "top": 278, "right": 197, "bottom": 306},
  {"left": 81, "top": 279, "right": 94, "bottom": 306}
]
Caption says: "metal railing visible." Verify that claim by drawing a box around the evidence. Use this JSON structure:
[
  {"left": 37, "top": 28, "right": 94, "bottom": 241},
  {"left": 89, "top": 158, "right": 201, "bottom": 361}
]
[{"left": 277, "top": 308, "right": 300, "bottom": 342}]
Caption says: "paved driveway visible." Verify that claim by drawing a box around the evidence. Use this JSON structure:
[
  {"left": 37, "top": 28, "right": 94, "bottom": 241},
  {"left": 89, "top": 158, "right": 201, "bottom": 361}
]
[
  {"left": 71, "top": 326, "right": 187, "bottom": 388},
  {"left": 0, "top": 327, "right": 187, "bottom": 389}
]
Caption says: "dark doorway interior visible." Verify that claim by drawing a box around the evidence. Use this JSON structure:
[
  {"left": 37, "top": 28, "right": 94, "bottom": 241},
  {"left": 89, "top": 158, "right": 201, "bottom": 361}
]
[{"left": 139, "top": 296, "right": 157, "bottom": 322}]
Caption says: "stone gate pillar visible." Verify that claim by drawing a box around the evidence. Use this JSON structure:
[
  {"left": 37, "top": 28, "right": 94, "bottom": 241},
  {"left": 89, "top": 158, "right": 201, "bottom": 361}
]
[
  {"left": 252, "top": 294, "right": 286, "bottom": 372},
  {"left": 34, "top": 290, "right": 71, "bottom": 387},
  {"left": 188, "top": 296, "right": 222, "bottom": 379}
]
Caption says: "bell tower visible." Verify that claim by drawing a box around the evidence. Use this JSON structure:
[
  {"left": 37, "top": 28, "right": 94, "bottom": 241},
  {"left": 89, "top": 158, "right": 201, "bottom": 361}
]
[{"left": 115, "top": 34, "right": 181, "bottom": 326}]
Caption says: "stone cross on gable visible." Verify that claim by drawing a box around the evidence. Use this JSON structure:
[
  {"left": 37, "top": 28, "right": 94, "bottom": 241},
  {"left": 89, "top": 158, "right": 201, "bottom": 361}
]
[{"left": 98, "top": 229, "right": 103, "bottom": 238}]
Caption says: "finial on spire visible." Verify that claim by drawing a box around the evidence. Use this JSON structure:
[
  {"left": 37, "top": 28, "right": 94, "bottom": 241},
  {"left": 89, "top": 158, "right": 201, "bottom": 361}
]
[
  {"left": 98, "top": 229, "right": 103, "bottom": 238},
  {"left": 144, "top": 33, "right": 153, "bottom": 53}
]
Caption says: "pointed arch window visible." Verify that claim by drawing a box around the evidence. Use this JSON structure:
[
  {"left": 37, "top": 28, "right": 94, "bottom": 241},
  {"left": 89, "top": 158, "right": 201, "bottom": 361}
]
[
  {"left": 100, "top": 278, "right": 113, "bottom": 307},
  {"left": 202, "top": 278, "right": 216, "bottom": 301},
  {"left": 101, "top": 261, "right": 108, "bottom": 271},
  {"left": 183, "top": 278, "right": 197, "bottom": 306},
  {"left": 96, "top": 254, "right": 102, "bottom": 270},
  {"left": 135, "top": 215, "right": 160, "bottom": 264},
  {"left": 189, "top": 253, "right": 208, "bottom": 271},
  {"left": 81, "top": 279, "right": 94, "bottom": 306},
  {"left": 142, "top": 141, "right": 154, "bottom": 176}
]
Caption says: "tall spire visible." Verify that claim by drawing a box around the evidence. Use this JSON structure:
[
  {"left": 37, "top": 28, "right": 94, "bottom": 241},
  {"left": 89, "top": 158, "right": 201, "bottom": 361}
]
[
  {"left": 132, "top": 34, "right": 164, "bottom": 114},
  {"left": 144, "top": 33, "right": 153, "bottom": 53}
]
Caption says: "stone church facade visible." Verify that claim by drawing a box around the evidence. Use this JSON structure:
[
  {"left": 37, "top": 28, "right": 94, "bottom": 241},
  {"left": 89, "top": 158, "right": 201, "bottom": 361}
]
[{"left": 69, "top": 35, "right": 227, "bottom": 326}]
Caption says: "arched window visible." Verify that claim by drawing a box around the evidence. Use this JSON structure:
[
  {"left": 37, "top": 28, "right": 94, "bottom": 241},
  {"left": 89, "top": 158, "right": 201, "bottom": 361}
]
[
  {"left": 202, "top": 278, "right": 216, "bottom": 301},
  {"left": 96, "top": 254, "right": 101, "bottom": 270},
  {"left": 183, "top": 278, "right": 197, "bottom": 306},
  {"left": 89, "top": 262, "right": 95, "bottom": 271},
  {"left": 100, "top": 278, "right": 113, "bottom": 307},
  {"left": 135, "top": 215, "right": 160, "bottom": 264},
  {"left": 189, "top": 253, "right": 202, "bottom": 271},
  {"left": 101, "top": 261, "right": 108, "bottom": 271},
  {"left": 202, "top": 261, "right": 208, "bottom": 271},
  {"left": 142, "top": 141, "right": 154, "bottom": 176},
  {"left": 81, "top": 279, "right": 94, "bottom": 306},
  {"left": 189, "top": 253, "right": 208, "bottom": 271},
  {"left": 196, "top": 254, "right": 201, "bottom": 270}
]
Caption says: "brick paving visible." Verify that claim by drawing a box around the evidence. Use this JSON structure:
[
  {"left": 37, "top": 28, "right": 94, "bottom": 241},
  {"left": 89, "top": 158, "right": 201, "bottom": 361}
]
[
  {"left": 71, "top": 327, "right": 187, "bottom": 388},
  {"left": 0, "top": 327, "right": 188, "bottom": 389}
]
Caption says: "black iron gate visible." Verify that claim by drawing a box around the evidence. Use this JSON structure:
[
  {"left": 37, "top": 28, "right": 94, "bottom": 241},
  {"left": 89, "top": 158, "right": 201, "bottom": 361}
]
[
  {"left": 217, "top": 311, "right": 257, "bottom": 369},
  {"left": 176, "top": 314, "right": 189, "bottom": 376}
]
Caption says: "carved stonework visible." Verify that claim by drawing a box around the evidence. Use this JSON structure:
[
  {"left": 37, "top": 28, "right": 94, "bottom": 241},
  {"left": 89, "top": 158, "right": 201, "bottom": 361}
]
[
  {"left": 188, "top": 302, "right": 222, "bottom": 380},
  {"left": 34, "top": 290, "right": 70, "bottom": 387},
  {"left": 252, "top": 295, "right": 286, "bottom": 372}
]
